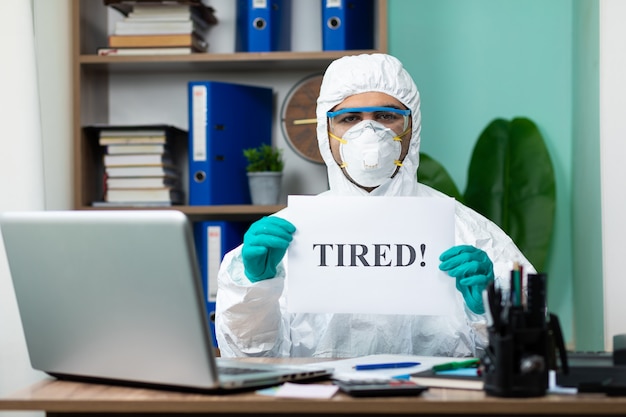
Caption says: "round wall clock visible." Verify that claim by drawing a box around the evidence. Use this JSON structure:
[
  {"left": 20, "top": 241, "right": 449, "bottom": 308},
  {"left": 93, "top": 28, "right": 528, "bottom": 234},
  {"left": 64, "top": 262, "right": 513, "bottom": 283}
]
[{"left": 280, "top": 74, "right": 324, "bottom": 164}]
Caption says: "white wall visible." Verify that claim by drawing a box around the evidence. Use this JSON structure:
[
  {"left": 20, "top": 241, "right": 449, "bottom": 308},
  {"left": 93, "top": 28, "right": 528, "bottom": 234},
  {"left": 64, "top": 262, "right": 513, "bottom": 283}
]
[
  {"left": 599, "top": 0, "right": 626, "bottom": 350},
  {"left": 0, "top": 1, "right": 71, "bottom": 416},
  {"left": 35, "top": 1, "right": 73, "bottom": 209}
]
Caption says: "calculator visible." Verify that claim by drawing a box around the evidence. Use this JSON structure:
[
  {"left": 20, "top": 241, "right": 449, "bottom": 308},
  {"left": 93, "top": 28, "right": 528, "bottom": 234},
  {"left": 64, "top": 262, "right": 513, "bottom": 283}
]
[{"left": 333, "top": 379, "right": 429, "bottom": 397}]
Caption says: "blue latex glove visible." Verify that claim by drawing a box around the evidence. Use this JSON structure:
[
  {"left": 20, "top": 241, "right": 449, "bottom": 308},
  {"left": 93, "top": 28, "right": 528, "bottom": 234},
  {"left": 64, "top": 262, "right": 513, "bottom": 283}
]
[
  {"left": 439, "top": 245, "right": 495, "bottom": 314},
  {"left": 242, "top": 216, "right": 296, "bottom": 283}
]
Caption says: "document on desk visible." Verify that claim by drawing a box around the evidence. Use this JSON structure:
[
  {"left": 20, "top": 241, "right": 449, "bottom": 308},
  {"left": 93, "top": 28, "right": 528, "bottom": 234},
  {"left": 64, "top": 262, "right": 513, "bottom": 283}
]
[
  {"left": 285, "top": 195, "right": 456, "bottom": 315},
  {"left": 309, "top": 354, "right": 454, "bottom": 380}
]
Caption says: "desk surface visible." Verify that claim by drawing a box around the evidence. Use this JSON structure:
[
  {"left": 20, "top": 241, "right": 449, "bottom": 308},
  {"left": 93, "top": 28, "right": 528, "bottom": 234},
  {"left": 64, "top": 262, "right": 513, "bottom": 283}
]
[{"left": 2, "top": 359, "right": 626, "bottom": 416}]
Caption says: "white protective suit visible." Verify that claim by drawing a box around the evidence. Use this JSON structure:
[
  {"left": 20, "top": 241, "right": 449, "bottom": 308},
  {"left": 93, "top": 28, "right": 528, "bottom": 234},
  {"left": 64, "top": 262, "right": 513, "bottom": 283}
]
[{"left": 216, "top": 53, "right": 534, "bottom": 358}]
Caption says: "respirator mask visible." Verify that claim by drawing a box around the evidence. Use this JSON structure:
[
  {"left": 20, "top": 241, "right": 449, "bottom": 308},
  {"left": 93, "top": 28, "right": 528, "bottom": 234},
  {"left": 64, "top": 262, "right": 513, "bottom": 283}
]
[{"left": 327, "top": 106, "right": 411, "bottom": 188}]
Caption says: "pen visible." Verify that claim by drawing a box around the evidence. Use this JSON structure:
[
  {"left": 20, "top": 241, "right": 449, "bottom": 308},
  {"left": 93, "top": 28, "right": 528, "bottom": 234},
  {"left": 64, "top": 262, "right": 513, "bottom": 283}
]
[
  {"left": 353, "top": 362, "right": 421, "bottom": 371},
  {"left": 432, "top": 359, "right": 480, "bottom": 372}
]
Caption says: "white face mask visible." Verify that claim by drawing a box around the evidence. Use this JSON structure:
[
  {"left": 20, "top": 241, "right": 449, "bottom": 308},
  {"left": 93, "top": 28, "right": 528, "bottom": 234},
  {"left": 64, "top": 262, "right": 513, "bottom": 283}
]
[{"left": 332, "top": 120, "right": 406, "bottom": 188}]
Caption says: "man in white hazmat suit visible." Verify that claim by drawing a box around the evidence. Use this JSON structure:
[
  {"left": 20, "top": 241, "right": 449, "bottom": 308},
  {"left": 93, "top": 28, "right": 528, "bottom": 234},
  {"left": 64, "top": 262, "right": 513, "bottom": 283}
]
[{"left": 216, "top": 53, "right": 533, "bottom": 358}]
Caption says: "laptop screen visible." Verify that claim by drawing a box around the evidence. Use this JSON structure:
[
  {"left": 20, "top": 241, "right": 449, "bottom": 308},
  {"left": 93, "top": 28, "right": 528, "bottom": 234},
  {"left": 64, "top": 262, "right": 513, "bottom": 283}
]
[{"left": 1, "top": 210, "right": 220, "bottom": 390}]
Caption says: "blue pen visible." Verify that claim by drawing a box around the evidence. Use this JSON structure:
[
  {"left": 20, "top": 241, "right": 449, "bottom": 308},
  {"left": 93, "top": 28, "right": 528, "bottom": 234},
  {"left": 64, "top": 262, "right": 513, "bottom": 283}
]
[{"left": 353, "top": 362, "right": 420, "bottom": 371}]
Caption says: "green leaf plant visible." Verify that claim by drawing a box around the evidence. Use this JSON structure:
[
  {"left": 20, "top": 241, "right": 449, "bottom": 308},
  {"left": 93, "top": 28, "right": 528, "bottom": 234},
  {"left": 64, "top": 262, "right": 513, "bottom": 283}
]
[
  {"left": 243, "top": 143, "right": 284, "bottom": 173},
  {"left": 418, "top": 117, "right": 556, "bottom": 271}
]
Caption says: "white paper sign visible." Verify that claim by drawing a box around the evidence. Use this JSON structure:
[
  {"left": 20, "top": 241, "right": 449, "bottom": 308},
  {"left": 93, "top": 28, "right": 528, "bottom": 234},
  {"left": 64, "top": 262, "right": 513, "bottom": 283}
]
[{"left": 284, "top": 195, "right": 457, "bottom": 315}]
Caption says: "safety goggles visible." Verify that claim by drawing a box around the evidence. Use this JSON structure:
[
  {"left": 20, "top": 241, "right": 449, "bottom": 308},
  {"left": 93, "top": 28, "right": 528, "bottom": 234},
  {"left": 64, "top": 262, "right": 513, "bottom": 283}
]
[{"left": 327, "top": 106, "right": 411, "bottom": 137}]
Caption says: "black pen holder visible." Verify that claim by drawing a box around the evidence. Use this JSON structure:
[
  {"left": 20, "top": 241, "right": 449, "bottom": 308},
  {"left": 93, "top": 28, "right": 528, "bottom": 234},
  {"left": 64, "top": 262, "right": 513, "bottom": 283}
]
[{"left": 482, "top": 308, "right": 549, "bottom": 397}]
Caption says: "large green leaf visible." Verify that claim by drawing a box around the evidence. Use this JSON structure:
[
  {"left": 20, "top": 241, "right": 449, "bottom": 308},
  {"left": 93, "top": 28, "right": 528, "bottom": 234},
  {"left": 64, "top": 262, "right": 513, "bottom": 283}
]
[
  {"left": 463, "top": 118, "right": 556, "bottom": 271},
  {"left": 418, "top": 153, "right": 463, "bottom": 201}
]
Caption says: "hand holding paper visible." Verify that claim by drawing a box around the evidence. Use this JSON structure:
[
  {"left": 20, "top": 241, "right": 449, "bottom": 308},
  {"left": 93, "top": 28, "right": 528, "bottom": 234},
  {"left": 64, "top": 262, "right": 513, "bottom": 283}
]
[
  {"left": 242, "top": 216, "right": 296, "bottom": 282},
  {"left": 439, "top": 245, "right": 494, "bottom": 314}
]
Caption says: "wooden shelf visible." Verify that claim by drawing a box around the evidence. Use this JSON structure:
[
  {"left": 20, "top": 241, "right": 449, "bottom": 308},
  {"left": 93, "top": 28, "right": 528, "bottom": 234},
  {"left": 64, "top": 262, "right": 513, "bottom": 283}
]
[
  {"left": 81, "top": 50, "right": 379, "bottom": 62},
  {"left": 78, "top": 204, "right": 286, "bottom": 221},
  {"left": 71, "top": 0, "right": 388, "bottom": 217},
  {"left": 79, "top": 50, "right": 383, "bottom": 72}
]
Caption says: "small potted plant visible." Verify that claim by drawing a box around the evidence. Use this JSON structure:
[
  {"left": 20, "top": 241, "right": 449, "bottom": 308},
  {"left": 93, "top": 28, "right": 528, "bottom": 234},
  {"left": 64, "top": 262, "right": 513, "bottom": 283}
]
[{"left": 243, "top": 143, "right": 284, "bottom": 205}]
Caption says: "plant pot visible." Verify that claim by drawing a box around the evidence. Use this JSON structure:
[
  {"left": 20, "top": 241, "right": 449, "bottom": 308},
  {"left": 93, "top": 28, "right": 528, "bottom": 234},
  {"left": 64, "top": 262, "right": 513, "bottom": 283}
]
[{"left": 247, "top": 171, "right": 282, "bottom": 205}]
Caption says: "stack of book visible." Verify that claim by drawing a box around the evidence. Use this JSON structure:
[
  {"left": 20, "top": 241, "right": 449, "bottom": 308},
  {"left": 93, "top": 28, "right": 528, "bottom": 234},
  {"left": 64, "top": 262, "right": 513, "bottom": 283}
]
[
  {"left": 94, "top": 126, "right": 186, "bottom": 206},
  {"left": 99, "top": 0, "right": 218, "bottom": 56}
]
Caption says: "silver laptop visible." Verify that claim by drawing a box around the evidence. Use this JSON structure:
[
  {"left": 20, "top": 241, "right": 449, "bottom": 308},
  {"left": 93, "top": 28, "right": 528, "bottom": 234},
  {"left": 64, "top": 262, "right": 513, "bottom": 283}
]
[{"left": 0, "top": 210, "right": 331, "bottom": 393}]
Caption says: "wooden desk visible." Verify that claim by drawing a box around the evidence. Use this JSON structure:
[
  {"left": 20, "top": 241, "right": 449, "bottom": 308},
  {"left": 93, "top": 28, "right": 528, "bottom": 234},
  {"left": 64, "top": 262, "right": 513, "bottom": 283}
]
[{"left": 2, "top": 359, "right": 626, "bottom": 416}]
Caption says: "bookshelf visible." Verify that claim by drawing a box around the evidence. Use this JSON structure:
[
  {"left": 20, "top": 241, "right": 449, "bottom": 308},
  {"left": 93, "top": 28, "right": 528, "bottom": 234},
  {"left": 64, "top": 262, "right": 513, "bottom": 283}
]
[{"left": 71, "top": 0, "right": 388, "bottom": 221}]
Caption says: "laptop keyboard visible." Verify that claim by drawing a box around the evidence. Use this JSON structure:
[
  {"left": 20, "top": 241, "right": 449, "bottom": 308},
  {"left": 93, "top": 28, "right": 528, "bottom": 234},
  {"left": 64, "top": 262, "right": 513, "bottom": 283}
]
[{"left": 217, "top": 366, "right": 267, "bottom": 375}]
